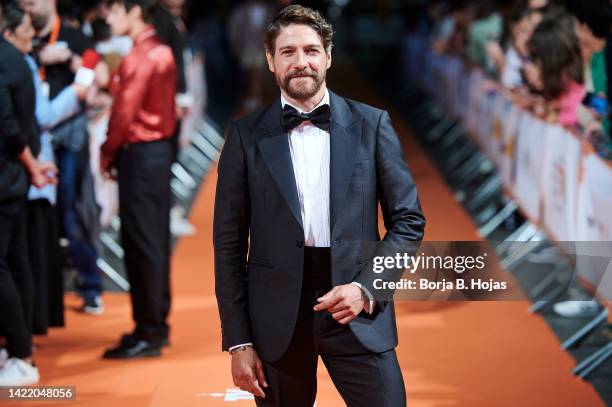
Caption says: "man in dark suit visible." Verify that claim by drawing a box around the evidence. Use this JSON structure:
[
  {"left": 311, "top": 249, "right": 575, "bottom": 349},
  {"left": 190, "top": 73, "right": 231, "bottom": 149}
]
[{"left": 214, "top": 5, "right": 426, "bottom": 406}]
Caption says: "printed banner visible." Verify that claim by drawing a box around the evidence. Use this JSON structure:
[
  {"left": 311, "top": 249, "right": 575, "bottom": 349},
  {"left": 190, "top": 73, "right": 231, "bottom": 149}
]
[
  {"left": 576, "top": 153, "right": 612, "bottom": 241},
  {"left": 513, "top": 113, "right": 548, "bottom": 222},
  {"left": 498, "top": 100, "right": 520, "bottom": 190},
  {"left": 541, "top": 126, "right": 581, "bottom": 241},
  {"left": 420, "top": 51, "right": 612, "bottom": 244}
]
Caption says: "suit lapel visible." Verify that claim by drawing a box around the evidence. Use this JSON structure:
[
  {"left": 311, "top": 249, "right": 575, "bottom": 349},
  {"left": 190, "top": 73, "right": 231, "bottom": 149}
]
[
  {"left": 329, "top": 91, "right": 362, "bottom": 233},
  {"left": 254, "top": 92, "right": 362, "bottom": 234},
  {"left": 256, "top": 100, "right": 303, "bottom": 229}
]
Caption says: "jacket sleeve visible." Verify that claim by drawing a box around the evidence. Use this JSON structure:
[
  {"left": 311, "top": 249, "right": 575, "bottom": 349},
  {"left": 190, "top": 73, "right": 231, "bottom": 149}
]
[
  {"left": 213, "top": 122, "right": 252, "bottom": 351},
  {"left": 34, "top": 72, "right": 81, "bottom": 130},
  {"left": 354, "top": 110, "right": 426, "bottom": 305},
  {"left": 0, "top": 83, "right": 26, "bottom": 158}
]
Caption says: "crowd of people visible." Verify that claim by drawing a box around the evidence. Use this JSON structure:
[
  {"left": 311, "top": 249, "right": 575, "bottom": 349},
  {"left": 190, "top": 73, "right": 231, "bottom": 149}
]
[
  {"left": 418, "top": 0, "right": 611, "bottom": 316},
  {"left": 426, "top": 0, "right": 612, "bottom": 153},
  {"left": 0, "top": 0, "right": 189, "bottom": 386}
]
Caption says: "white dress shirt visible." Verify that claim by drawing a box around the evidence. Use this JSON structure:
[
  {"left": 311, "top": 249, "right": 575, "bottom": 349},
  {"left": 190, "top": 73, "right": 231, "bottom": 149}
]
[{"left": 283, "top": 90, "right": 331, "bottom": 247}]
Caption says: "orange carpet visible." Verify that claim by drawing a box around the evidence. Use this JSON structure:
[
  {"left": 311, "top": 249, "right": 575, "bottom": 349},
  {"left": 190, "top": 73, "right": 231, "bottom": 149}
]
[{"left": 18, "top": 65, "right": 605, "bottom": 406}]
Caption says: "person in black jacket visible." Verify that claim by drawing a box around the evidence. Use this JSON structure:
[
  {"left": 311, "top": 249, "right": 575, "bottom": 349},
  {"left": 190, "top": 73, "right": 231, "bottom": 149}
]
[
  {"left": 154, "top": 0, "right": 186, "bottom": 98},
  {"left": 0, "top": 3, "right": 57, "bottom": 386}
]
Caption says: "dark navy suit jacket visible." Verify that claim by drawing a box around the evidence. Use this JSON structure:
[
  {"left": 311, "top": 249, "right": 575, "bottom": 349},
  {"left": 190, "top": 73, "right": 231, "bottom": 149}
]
[{"left": 214, "top": 90, "right": 426, "bottom": 361}]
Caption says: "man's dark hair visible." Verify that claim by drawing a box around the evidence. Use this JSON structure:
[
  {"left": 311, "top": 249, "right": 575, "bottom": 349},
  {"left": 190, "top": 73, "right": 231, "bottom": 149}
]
[
  {"left": 528, "top": 18, "right": 584, "bottom": 99},
  {"left": 1, "top": 3, "right": 25, "bottom": 34},
  {"left": 108, "top": 0, "right": 156, "bottom": 23},
  {"left": 538, "top": 3, "right": 569, "bottom": 23},
  {"left": 265, "top": 5, "right": 333, "bottom": 54},
  {"left": 566, "top": 0, "right": 612, "bottom": 39},
  {"left": 91, "top": 17, "right": 111, "bottom": 43}
]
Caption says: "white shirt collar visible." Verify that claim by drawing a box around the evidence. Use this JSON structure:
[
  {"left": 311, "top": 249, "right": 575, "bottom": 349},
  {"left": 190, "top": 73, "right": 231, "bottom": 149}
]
[{"left": 281, "top": 88, "right": 330, "bottom": 115}]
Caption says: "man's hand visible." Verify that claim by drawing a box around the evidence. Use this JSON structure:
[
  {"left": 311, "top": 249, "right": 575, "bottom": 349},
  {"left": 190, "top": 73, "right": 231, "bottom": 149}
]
[
  {"left": 175, "top": 105, "right": 190, "bottom": 119},
  {"left": 30, "top": 160, "right": 58, "bottom": 188},
  {"left": 231, "top": 347, "right": 267, "bottom": 398},
  {"left": 314, "top": 284, "right": 365, "bottom": 325},
  {"left": 38, "top": 44, "right": 72, "bottom": 66},
  {"left": 71, "top": 83, "right": 88, "bottom": 100},
  {"left": 99, "top": 153, "right": 116, "bottom": 180},
  {"left": 70, "top": 54, "right": 82, "bottom": 73}
]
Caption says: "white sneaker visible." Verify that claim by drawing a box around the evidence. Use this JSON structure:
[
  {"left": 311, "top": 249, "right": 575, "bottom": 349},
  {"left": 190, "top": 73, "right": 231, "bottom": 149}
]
[
  {"left": 81, "top": 296, "right": 105, "bottom": 316},
  {"left": 0, "top": 358, "right": 40, "bottom": 386},
  {"left": 171, "top": 217, "right": 196, "bottom": 236},
  {"left": 170, "top": 207, "right": 196, "bottom": 237},
  {"left": 0, "top": 349, "right": 8, "bottom": 367},
  {"left": 553, "top": 300, "right": 600, "bottom": 318},
  {"left": 170, "top": 206, "right": 196, "bottom": 236}
]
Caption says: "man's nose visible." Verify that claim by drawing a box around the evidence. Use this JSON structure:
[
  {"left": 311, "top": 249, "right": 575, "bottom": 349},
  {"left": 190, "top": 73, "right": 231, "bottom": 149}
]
[{"left": 293, "top": 51, "right": 308, "bottom": 69}]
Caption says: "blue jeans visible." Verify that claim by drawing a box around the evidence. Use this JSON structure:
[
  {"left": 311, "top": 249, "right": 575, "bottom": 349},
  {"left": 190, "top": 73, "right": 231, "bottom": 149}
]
[{"left": 56, "top": 147, "right": 102, "bottom": 300}]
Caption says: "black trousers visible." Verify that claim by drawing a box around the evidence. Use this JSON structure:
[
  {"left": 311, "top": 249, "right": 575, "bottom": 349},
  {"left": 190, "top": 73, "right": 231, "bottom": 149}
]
[
  {"left": 27, "top": 199, "right": 64, "bottom": 333},
  {"left": 117, "top": 139, "right": 172, "bottom": 343},
  {"left": 255, "top": 247, "right": 406, "bottom": 407},
  {"left": 0, "top": 198, "right": 33, "bottom": 358}
]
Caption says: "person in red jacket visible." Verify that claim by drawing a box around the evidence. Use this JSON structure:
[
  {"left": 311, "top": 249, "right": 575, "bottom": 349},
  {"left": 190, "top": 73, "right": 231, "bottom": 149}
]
[{"left": 100, "top": 0, "right": 177, "bottom": 359}]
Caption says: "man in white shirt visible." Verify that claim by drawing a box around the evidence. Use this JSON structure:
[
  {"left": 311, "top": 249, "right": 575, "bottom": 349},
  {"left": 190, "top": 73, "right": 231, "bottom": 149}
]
[{"left": 214, "top": 5, "right": 425, "bottom": 406}]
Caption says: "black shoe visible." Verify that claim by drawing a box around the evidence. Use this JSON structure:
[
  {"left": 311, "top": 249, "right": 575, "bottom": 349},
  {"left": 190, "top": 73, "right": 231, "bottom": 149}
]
[
  {"left": 103, "top": 336, "right": 161, "bottom": 359},
  {"left": 120, "top": 333, "right": 170, "bottom": 348}
]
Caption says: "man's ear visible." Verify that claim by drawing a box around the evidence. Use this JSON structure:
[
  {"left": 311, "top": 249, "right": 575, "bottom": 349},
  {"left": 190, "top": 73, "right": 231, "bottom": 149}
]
[
  {"left": 128, "top": 4, "right": 143, "bottom": 22},
  {"left": 265, "top": 50, "right": 275, "bottom": 73},
  {"left": 326, "top": 49, "right": 332, "bottom": 70}
]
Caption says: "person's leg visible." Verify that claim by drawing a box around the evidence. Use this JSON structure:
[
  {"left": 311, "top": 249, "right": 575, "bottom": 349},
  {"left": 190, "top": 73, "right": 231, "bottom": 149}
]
[
  {"left": 0, "top": 206, "right": 38, "bottom": 385},
  {"left": 256, "top": 313, "right": 318, "bottom": 407},
  {"left": 0, "top": 200, "right": 32, "bottom": 360},
  {"left": 56, "top": 147, "right": 101, "bottom": 303},
  {"left": 317, "top": 316, "right": 406, "bottom": 407},
  {"left": 117, "top": 146, "right": 147, "bottom": 339},
  {"left": 45, "top": 202, "right": 65, "bottom": 327},
  {"left": 255, "top": 247, "right": 334, "bottom": 407},
  {"left": 70, "top": 240, "right": 101, "bottom": 302},
  {"left": 308, "top": 245, "right": 406, "bottom": 407},
  {"left": 27, "top": 200, "right": 49, "bottom": 334},
  {"left": 7, "top": 200, "right": 34, "bottom": 336},
  {"left": 161, "top": 137, "right": 173, "bottom": 334},
  {"left": 118, "top": 140, "right": 173, "bottom": 343}
]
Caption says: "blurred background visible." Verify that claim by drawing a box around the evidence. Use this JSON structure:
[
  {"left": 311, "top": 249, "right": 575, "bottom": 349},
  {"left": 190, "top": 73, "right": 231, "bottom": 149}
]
[{"left": 1, "top": 0, "right": 611, "bottom": 405}]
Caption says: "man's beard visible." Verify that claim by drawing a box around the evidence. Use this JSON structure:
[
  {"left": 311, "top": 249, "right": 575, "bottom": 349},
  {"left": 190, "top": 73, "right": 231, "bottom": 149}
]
[
  {"left": 279, "top": 68, "right": 325, "bottom": 101},
  {"left": 30, "top": 13, "right": 49, "bottom": 32}
]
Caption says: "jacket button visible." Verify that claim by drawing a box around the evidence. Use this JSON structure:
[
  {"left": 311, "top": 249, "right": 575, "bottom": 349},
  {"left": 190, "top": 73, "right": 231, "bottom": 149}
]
[
  {"left": 296, "top": 240, "right": 303, "bottom": 248},
  {"left": 332, "top": 239, "right": 341, "bottom": 245}
]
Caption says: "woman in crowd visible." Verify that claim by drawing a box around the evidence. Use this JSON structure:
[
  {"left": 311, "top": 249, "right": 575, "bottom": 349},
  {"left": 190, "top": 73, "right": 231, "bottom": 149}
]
[
  {"left": 499, "top": 7, "right": 541, "bottom": 89},
  {"left": 0, "top": 2, "right": 88, "bottom": 385},
  {"left": 0, "top": 3, "right": 46, "bottom": 386},
  {"left": 523, "top": 18, "right": 585, "bottom": 126}
]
